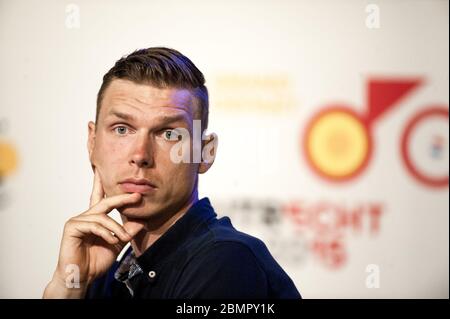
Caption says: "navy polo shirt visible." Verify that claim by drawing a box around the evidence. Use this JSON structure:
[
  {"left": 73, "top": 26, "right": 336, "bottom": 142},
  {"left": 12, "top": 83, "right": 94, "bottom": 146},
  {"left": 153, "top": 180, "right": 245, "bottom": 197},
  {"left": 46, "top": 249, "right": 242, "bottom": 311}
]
[{"left": 85, "top": 197, "right": 301, "bottom": 299}]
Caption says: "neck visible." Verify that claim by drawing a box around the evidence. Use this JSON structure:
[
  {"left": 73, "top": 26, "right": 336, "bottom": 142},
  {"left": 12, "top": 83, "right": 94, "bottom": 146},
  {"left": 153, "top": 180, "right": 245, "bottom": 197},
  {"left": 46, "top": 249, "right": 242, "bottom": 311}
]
[{"left": 122, "top": 189, "right": 199, "bottom": 257}]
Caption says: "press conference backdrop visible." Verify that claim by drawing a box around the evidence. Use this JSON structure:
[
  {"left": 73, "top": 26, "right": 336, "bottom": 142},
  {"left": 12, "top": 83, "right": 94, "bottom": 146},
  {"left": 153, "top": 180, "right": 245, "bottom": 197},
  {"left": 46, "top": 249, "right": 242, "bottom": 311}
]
[{"left": 0, "top": 0, "right": 448, "bottom": 298}]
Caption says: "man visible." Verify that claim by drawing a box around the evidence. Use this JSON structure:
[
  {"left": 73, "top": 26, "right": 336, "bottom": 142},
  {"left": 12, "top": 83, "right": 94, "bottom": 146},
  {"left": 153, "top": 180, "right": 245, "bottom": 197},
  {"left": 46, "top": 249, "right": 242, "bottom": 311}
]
[{"left": 43, "top": 47, "right": 301, "bottom": 299}]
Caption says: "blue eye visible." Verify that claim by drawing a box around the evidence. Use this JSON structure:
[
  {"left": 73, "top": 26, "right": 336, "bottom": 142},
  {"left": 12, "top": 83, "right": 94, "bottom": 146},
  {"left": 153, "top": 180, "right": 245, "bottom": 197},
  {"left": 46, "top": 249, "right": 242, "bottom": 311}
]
[
  {"left": 163, "top": 129, "right": 180, "bottom": 141},
  {"left": 114, "top": 126, "right": 128, "bottom": 135}
]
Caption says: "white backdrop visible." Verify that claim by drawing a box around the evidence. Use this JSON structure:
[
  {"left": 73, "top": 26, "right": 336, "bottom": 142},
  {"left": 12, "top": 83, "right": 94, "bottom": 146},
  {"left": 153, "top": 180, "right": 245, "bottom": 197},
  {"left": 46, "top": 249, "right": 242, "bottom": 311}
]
[{"left": 0, "top": 0, "right": 448, "bottom": 298}]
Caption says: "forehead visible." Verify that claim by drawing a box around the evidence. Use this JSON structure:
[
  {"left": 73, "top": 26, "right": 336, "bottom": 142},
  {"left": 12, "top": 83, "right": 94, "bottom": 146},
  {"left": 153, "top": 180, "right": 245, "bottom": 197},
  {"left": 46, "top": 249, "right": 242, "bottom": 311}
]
[{"left": 100, "top": 79, "right": 196, "bottom": 120}]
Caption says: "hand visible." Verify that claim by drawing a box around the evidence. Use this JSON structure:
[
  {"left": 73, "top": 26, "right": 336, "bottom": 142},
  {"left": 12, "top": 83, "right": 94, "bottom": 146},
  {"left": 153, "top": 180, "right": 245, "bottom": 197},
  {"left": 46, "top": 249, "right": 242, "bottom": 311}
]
[{"left": 43, "top": 169, "right": 145, "bottom": 298}]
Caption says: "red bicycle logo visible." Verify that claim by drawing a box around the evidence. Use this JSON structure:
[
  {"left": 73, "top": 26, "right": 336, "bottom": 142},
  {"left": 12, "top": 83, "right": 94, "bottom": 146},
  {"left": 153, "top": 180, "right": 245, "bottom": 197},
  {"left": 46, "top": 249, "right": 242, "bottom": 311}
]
[
  {"left": 401, "top": 107, "right": 449, "bottom": 188},
  {"left": 303, "top": 78, "right": 449, "bottom": 188}
]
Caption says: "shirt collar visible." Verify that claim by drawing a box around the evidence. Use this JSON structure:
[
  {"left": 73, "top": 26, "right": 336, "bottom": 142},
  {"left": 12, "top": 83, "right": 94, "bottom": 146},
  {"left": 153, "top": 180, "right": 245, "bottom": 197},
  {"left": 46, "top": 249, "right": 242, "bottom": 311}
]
[
  {"left": 133, "top": 197, "right": 216, "bottom": 272},
  {"left": 113, "top": 197, "right": 217, "bottom": 294}
]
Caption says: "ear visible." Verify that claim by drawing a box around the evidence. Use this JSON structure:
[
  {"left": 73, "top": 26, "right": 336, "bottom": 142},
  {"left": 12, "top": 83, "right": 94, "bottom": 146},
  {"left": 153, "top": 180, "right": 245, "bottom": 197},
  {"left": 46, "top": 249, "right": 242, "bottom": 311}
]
[
  {"left": 87, "top": 121, "right": 97, "bottom": 173},
  {"left": 198, "top": 132, "right": 218, "bottom": 174}
]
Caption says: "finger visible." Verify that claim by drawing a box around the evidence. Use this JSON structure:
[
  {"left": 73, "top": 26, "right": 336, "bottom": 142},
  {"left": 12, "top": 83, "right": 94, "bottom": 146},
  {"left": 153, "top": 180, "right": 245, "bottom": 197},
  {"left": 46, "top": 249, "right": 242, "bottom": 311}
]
[
  {"left": 70, "top": 221, "right": 119, "bottom": 246},
  {"left": 85, "top": 192, "right": 142, "bottom": 216},
  {"left": 89, "top": 168, "right": 105, "bottom": 208},
  {"left": 73, "top": 214, "right": 131, "bottom": 242}
]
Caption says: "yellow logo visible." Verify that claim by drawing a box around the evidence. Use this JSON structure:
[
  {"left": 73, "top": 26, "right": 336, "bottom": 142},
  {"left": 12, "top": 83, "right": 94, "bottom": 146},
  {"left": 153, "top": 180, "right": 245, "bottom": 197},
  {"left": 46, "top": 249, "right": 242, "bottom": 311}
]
[
  {"left": 0, "top": 140, "right": 18, "bottom": 177},
  {"left": 304, "top": 107, "right": 372, "bottom": 181}
]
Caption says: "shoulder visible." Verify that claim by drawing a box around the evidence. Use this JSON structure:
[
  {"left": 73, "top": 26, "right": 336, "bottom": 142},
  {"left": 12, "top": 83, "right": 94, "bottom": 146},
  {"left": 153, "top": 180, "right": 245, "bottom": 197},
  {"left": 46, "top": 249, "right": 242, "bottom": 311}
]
[
  {"left": 200, "top": 217, "right": 282, "bottom": 273},
  {"left": 175, "top": 217, "right": 301, "bottom": 298},
  {"left": 173, "top": 240, "right": 269, "bottom": 298},
  {"left": 195, "top": 216, "right": 272, "bottom": 259}
]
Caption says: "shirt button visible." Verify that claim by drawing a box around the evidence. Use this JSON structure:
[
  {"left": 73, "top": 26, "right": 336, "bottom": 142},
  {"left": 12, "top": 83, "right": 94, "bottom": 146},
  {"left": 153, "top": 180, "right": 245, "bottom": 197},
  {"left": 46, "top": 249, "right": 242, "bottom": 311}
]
[{"left": 148, "top": 271, "right": 156, "bottom": 279}]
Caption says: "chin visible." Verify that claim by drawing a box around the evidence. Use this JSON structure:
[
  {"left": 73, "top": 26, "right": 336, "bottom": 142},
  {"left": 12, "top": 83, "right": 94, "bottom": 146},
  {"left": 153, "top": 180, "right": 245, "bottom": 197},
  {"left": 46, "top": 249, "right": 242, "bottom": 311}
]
[{"left": 118, "top": 202, "right": 160, "bottom": 220}]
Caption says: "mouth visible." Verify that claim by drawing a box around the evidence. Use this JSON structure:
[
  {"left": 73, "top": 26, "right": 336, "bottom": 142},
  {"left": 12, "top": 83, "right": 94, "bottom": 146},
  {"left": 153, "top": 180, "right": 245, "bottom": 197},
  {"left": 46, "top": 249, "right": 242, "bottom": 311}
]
[{"left": 119, "top": 178, "right": 157, "bottom": 194}]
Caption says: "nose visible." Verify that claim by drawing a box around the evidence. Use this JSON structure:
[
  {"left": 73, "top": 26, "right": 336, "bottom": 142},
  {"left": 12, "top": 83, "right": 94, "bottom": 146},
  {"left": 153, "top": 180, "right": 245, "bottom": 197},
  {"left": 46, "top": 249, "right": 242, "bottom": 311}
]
[{"left": 130, "top": 133, "right": 154, "bottom": 168}]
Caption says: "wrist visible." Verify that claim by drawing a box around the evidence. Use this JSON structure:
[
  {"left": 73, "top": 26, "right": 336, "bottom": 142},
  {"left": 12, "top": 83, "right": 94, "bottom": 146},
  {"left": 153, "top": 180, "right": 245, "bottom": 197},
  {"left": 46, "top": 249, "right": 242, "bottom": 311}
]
[{"left": 43, "top": 272, "right": 89, "bottom": 299}]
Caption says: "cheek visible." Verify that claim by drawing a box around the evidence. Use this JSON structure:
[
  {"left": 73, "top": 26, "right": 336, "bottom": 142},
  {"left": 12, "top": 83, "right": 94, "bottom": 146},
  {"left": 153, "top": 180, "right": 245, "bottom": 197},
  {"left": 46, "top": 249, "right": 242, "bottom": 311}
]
[
  {"left": 158, "top": 140, "right": 198, "bottom": 182},
  {"left": 93, "top": 138, "right": 128, "bottom": 191},
  {"left": 95, "top": 140, "right": 123, "bottom": 166},
  {"left": 164, "top": 161, "right": 198, "bottom": 193}
]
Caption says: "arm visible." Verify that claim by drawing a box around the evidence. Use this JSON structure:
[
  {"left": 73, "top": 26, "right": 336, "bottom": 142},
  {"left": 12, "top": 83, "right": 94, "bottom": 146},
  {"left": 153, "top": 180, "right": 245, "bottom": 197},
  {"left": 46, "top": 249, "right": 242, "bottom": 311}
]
[{"left": 43, "top": 169, "right": 145, "bottom": 299}]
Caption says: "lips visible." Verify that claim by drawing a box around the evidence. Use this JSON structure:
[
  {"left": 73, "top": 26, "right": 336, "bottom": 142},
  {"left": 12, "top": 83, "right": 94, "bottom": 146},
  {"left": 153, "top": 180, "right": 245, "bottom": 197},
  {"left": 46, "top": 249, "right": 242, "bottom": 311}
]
[{"left": 119, "top": 178, "right": 156, "bottom": 194}]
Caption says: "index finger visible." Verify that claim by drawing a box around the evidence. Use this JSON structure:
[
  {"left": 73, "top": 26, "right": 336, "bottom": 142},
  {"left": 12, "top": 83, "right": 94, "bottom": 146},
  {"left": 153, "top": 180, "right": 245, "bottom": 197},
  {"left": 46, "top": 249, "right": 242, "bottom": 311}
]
[
  {"left": 89, "top": 168, "right": 105, "bottom": 208},
  {"left": 85, "top": 192, "right": 142, "bottom": 216}
]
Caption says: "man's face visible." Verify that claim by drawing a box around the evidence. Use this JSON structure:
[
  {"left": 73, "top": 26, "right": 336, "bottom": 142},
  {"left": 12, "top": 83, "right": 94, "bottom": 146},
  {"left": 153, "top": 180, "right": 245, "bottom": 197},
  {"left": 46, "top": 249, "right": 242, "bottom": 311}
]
[{"left": 88, "top": 79, "right": 201, "bottom": 220}]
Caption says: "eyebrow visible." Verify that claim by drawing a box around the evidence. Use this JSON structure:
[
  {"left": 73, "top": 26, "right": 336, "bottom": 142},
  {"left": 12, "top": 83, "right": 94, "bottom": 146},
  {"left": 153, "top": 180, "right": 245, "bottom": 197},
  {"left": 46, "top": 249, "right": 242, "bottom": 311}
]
[
  {"left": 107, "top": 111, "right": 137, "bottom": 121},
  {"left": 106, "top": 110, "right": 188, "bottom": 125}
]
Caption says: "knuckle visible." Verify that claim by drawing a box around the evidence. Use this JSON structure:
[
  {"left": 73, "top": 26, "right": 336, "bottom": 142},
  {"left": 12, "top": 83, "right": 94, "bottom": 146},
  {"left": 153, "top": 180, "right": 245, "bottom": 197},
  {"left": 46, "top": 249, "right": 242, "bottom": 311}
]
[
  {"left": 97, "top": 201, "right": 108, "bottom": 212},
  {"left": 95, "top": 215, "right": 111, "bottom": 227},
  {"left": 91, "top": 222, "right": 102, "bottom": 233},
  {"left": 64, "top": 218, "right": 76, "bottom": 229}
]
